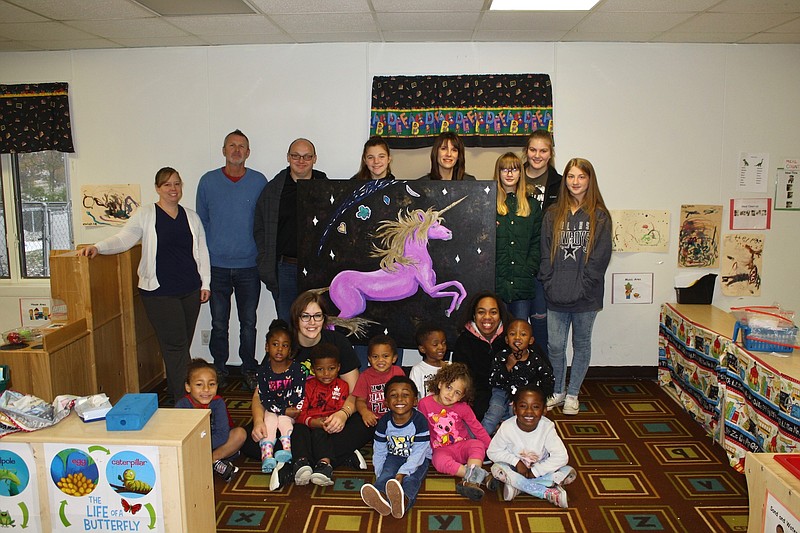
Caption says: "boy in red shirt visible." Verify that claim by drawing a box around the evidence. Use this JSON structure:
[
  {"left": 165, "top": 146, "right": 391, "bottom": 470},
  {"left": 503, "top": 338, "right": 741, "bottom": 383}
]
[{"left": 292, "top": 343, "right": 351, "bottom": 486}]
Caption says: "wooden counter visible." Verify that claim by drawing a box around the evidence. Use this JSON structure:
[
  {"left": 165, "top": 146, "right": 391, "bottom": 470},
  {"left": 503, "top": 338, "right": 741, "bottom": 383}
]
[
  {"left": 745, "top": 452, "right": 800, "bottom": 533},
  {"left": 659, "top": 303, "right": 799, "bottom": 472},
  {"left": 0, "top": 320, "right": 95, "bottom": 401},
  {"left": 2, "top": 409, "right": 214, "bottom": 532}
]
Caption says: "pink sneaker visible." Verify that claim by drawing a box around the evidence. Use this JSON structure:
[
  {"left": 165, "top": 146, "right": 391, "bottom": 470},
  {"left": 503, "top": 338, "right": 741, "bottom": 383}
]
[{"left": 544, "top": 485, "right": 568, "bottom": 508}]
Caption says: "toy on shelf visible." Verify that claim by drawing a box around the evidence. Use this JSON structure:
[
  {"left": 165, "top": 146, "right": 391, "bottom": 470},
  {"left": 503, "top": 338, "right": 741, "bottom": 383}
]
[
  {"left": 1, "top": 327, "right": 43, "bottom": 349},
  {"left": 731, "top": 305, "right": 798, "bottom": 353}
]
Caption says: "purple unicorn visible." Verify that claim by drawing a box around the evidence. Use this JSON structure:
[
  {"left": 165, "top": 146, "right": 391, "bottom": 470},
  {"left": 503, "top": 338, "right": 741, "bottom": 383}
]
[{"left": 329, "top": 197, "right": 468, "bottom": 318}]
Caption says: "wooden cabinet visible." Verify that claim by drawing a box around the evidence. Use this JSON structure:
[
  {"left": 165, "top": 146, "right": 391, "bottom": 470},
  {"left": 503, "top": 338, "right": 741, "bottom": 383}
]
[
  {"left": 745, "top": 453, "right": 800, "bottom": 533},
  {"left": 0, "top": 319, "right": 95, "bottom": 402},
  {"left": 2, "top": 409, "right": 215, "bottom": 532},
  {"left": 49, "top": 246, "right": 163, "bottom": 402}
]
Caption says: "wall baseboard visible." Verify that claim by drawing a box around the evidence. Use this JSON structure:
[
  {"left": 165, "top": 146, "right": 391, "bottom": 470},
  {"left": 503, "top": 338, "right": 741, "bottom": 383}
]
[{"left": 584, "top": 366, "right": 657, "bottom": 380}]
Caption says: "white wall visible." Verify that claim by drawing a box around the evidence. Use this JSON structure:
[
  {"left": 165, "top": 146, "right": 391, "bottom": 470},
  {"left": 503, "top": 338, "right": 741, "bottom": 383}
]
[{"left": 1, "top": 41, "right": 798, "bottom": 369}]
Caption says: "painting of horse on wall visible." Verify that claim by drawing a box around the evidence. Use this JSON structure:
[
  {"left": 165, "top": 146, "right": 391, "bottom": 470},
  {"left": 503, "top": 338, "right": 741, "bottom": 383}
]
[{"left": 297, "top": 180, "right": 496, "bottom": 348}]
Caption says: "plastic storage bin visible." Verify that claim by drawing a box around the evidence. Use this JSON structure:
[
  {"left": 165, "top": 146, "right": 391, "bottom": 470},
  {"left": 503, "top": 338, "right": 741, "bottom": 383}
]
[{"left": 733, "top": 321, "right": 798, "bottom": 353}]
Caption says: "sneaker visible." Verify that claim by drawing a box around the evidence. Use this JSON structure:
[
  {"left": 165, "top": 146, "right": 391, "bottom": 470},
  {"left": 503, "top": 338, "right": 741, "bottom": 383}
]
[
  {"left": 310, "top": 461, "right": 334, "bottom": 486},
  {"left": 353, "top": 449, "right": 367, "bottom": 470},
  {"left": 385, "top": 478, "right": 405, "bottom": 519},
  {"left": 213, "top": 459, "right": 238, "bottom": 482},
  {"left": 293, "top": 458, "right": 312, "bottom": 486},
  {"left": 456, "top": 480, "right": 484, "bottom": 501},
  {"left": 269, "top": 461, "right": 292, "bottom": 491},
  {"left": 562, "top": 395, "right": 580, "bottom": 415},
  {"left": 243, "top": 371, "right": 258, "bottom": 392},
  {"left": 341, "top": 449, "right": 368, "bottom": 470},
  {"left": 553, "top": 466, "right": 577, "bottom": 486},
  {"left": 544, "top": 485, "right": 568, "bottom": 508},
  {"left": 262, "top": 457, "right": 277, "bottom": 474},
  {"left": 547, "top": 392, "right": 565, "bottom": 409},
  {"left": 360, "top": 483, "right": 391, "bottom": 516},
  {"left": 503, "top": 483, "right": 520, "bottom": 502}
]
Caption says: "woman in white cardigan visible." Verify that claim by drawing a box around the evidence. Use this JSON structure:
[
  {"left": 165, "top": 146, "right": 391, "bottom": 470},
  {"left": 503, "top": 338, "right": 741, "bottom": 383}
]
[{"left": 80, "top": 167, "right": 210, "bottom": 403}]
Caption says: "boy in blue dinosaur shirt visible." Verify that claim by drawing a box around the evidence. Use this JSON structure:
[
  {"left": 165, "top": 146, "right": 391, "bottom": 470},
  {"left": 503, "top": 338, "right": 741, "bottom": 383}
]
[{"left": 360, "top": 376, "right": 431, "bottom": 519}]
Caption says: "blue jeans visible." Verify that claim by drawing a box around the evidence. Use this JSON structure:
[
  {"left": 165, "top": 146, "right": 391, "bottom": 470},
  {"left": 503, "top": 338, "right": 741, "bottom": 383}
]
[
  {"left": 531, "top": 278, "right": 548, "bottom": 354},
  {"left": 547, "top": 309, "right": 598, "bottom": 397},
  {"left": 481, "top": 387, "right": 512, "bottom": 435},
  {"left": 506, "top": 299, "right": 532, "bottom": 322},
  {"left": 274, "top": 260, "right": 298, "bottom": 323},
  {"left": 375, "top": 455, "right": 430, "bottom": 509},
  {"left": 209, "top": 266, "right": 261, "bottom": 374}
]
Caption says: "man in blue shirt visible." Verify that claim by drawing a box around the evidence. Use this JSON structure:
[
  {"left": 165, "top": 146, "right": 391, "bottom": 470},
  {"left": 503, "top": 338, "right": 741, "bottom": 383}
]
[{"left": 197, "top": 130, "right": 267, "bottom": 390}]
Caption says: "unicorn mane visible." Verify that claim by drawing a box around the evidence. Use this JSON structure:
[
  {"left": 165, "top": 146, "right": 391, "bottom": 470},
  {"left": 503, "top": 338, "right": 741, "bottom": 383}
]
[{"left": 371, "top": 207, "right": 442, "bottom": 271}]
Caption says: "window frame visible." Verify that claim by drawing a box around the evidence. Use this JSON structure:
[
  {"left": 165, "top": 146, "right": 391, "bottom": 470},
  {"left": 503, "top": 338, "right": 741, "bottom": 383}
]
[{"left": 0, "top": 152, "right": 72, "bottom": 283}]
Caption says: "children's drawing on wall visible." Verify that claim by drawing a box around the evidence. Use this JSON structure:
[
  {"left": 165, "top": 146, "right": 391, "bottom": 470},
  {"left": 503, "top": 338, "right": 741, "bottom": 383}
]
[
  {"left": 81, "top": 184, "right": 141, "bottom": 226},
  {"left": 721, "top": 233, "right": 763, "bottom": 296},
  {"left": 678, "top": 204, "right": 722, "bottom": 268},
  {"left": 611, "top": 272, "right": 654, "bottom": 304},
  {"left": 298, "top": 180, "right": 496, "bottom": 347},
  {"left": 610, "top": 210, "right": 669, "bottom": 252}
]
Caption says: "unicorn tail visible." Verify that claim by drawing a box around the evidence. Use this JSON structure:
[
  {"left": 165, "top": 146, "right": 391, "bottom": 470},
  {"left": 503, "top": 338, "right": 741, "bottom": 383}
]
[{"left": 327, "top": 316, "right": 378, "bottom": 339}]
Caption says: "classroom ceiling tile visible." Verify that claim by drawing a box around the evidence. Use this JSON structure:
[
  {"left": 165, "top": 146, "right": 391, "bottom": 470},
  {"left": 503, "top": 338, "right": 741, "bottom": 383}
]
[
  {"left": 135, "top": 0, "right": 254, "bottom": 16},
  {"left": 166, "top": 15, "right": 282, "bottom": 36},
  {"left": 479, "top": 11, "right": 587, "bottom": 32},
  {"left": 575, "top": 12, "right": 695, "bottom": 33},
  {"left": 376, "top": 11, "right": 481, "bottom": 32},
  {"left": 23, "top": 38, "right": 123, "bottom": 49},
  {"left": 0, "top": 21, "right": 97, "bottom": 40},
  {"left": 672, "top": 12, "right": 797, "bottom": 33},
  {"left": 249, "top": 0, "right": 371, "bottom": 15},
  {"left": 382, "top": 30, "right": 476, "bottom": 42},
  {"left": 6, "top": 0, "right": 154, "bottom": 20},
  {"left": 653, "top": 31, "right": 755, "bottom": 43},
  {"left": 711, "top": 0, "right": 800, "bottom": 14},
  {"left": 65, "top": 18, "right": 189, "bottom": 39},
  {"left": 474, "top": 30, "right": 569, "bottom": 42},
  {"left": 561, "top": 31, "right": 660, "bottom": 42},
  {"left": 269, "top": 12, "right": 376, "bottom": 34},
  {"left": 597, "top": 0, "right": 718, "bottom": 12},
  {"left": 371, "top": 0, "right": 484, "bottom": 13},
  {"left": 0, "top": 2, "right": 49, "bottom": 23}
]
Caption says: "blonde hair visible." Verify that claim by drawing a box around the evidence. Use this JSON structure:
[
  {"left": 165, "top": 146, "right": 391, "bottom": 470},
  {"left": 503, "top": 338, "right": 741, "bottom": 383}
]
[
  {"left": 547, "top": 158, "right": 611, "bottom": 263},
  {"left": 523, "top": 130, "right": 556, "bottom": 169},
  {"left": 495, "top": 152, "right": 530, "bottom": 217}
]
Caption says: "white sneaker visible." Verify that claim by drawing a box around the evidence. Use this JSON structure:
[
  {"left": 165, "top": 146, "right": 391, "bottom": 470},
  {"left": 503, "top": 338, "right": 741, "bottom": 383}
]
[
  {"left": 502, "top": 483, "right": 520, "bottom": 501},
  {"left": 562, "top": 395, "right": 580, "bottom": 415},
  {"left": 547, "top": 393, "right": 565, "bottom": 408},
  {"left": 354, "top": 449, "right": 367, "bottom": 470}
]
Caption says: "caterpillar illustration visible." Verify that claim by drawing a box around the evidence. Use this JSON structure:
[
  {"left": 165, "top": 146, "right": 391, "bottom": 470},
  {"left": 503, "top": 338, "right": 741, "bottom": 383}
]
[{"left": 118, "top": 469, "right": 152, "bottom": 494}]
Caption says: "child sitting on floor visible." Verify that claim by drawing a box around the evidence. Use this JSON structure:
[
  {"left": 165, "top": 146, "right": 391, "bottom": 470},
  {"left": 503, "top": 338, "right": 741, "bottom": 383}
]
[
  {"left": 418, "top": 362, "right": 493, "bottom": 501},
  {"left": 486, "top": 385, "right": 576, "bottom": 507},
  {"left": 250, "top": 319, "right": 306, "bottom": 473},
  {"left": 409, "top": 323, "right": 449, "bottom": 397},
  {"left": 292, "top": 343, "right": 352, "bottom": 486},
  {"left": 360, "top": 376, "right": 431, "bottom": 519},
  {"left": 175, "top": 359, "right": 247, "bottom": 482},
  {"left": 482, "top": 318, "right": 554, "bottom": 435},
  {"left": 354, "top": 334, "right": 406, "bottom": 427}
]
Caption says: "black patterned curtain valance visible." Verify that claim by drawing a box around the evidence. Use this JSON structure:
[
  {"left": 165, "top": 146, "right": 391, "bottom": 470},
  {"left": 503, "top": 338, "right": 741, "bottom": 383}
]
[
  {"left": 369, "top": 74, "right": 552, "bottom": 149},
  {"left": 0, "top": 82, "right": 75, "bottom": 153}
]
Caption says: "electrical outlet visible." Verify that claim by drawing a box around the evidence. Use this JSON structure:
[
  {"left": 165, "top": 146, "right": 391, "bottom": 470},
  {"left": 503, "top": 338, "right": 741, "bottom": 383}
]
[{"left": 201, "top": 330, "right": 211, "bottom": 345}]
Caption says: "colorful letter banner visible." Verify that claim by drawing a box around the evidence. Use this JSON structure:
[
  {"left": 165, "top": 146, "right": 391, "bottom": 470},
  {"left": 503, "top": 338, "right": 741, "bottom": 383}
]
[{"left": 370, "top": 74, "right": 553, "bottom": 148}]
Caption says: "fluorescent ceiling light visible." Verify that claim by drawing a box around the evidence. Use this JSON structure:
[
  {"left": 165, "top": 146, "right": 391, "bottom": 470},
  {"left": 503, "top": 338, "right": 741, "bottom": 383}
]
[{"left": 490, "top": 0, "right": 600, "bottom": 10}]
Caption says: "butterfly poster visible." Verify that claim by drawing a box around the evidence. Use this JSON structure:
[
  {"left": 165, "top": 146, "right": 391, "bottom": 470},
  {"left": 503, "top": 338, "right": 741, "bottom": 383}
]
[{"left": 43, "top": 444, "right": 164, "bottom": 532}]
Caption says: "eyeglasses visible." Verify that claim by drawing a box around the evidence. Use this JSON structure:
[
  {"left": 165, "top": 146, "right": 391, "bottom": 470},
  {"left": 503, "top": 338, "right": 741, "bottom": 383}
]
[
  {"left": 500, "top": 168, "right": 520, "bottom": 174},
  {"left": 299, "top": 312, "right": 324, "bottom": 323},
  {"left": 289, "top": 153, "right": 314, "bottom": 162}
]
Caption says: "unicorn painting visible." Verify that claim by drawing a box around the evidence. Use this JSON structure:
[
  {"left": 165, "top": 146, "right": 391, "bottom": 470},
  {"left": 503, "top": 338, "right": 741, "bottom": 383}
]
[
  {"left": 330, "top": 197, "right": 468, "bottom": 318},
  {"left": 297, "top": 179, "right": 496, "bottom": 347}
]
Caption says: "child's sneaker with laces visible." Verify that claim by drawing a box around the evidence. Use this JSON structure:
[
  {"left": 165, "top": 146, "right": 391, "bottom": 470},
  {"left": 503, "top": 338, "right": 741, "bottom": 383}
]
[
  {"left": 310, "top": 461, "right": 334, "bottom": 486},
  {"left": 562, "top": 395, "right": 580, "bottom": 415},
  {"left": 213, "top": 459, "right": 238, "bottom": 482},
  {"left": 385, "top": 478, "right": 406, "bottom": 518},
  {"left": 547, "top": 392, "right": 565, "bottom": 408},
  {"left": 361, "top": 483, "right": 391, "bottom": 516},
  {"left": 293, "top": 457, "right": 312, "bottom": 486},
  {"left": 544, "top": 485, "right": 568, "bottom": 508},
  {"left": 553, "top": 466, "right": 577, "bottom": 486}
]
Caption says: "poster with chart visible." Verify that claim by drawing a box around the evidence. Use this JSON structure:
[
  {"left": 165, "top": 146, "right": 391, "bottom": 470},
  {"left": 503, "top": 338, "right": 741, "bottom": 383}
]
[
  {"left": 721, "top": 233, "right": 763, "bottom": 297},
  {"left": 775, "top": 165, "right": 798, "bottom": 210},
  {"left": 737, "top": 152, "right": 769, "bottom": 193},
  {"left": 610, "top": 210, "right": 670, "bottom": 252},
  {"left": 80, "top": 184, "right": 141, "bottom": 227},
  {"left": 44, "top": 443, "right": 163, "bottom": 532},
  {"left": 678, "top": 205, "right": 722, "bottom": 268},
  {"left": 0, "top": 443, "right": 43, "bottom": 530}
]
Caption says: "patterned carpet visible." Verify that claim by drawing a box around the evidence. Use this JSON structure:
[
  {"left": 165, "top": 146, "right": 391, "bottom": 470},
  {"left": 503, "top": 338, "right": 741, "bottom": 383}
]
[{"left": 156, "top": 376, "right": 749, "bottom": 533}]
